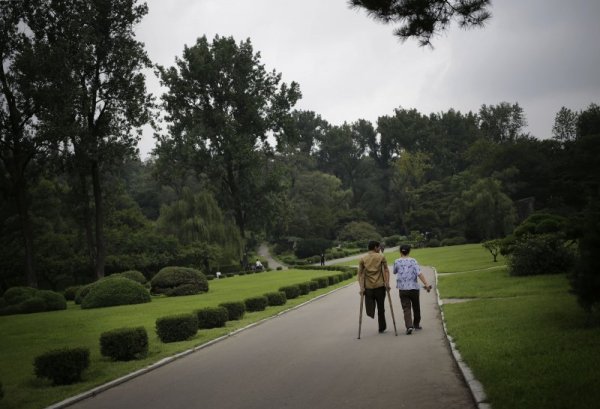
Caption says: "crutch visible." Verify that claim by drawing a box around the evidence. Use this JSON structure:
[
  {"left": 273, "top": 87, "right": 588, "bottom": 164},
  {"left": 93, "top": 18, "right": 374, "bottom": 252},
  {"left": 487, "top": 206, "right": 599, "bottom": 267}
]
[
  {"left": 358, "top": 289, "right": 364, "bottom": 339},
  {"left": 387, "top": 288, "right": 398, "bottom": 336}
]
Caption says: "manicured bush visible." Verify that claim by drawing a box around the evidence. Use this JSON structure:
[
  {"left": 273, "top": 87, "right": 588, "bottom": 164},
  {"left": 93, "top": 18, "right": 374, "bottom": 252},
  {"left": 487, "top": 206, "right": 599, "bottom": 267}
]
[
  {"left": 297, "top": 282, "right": 310, "bottom": 295},
  {"left": 100, "top": 327, "right": 148, "bottom": 361},
  {"left": 81, "top": 277, "right": 151, "bottom": 309},
  {"left": 244, "top": 296, "right": 268, "bottom": 312},
  {"left": 3, "top": 287, "right": 37, "bottom": 305},
  {"left": 37, "top": 290, "right": 67, "bottom": 311},
  {"left": 33, "top": 347, "right": 90, "bottom": 385},
  {"left": 63, "top": 286, "right": 81, "bottom": 301},
  {"left": 279, "top": 285, "right": 300, "bottom": 300},
  {"left": 20, "top": 297, "right": 47, "bottom": 314},
  {"left": 165, "top": 283, "right": 202, "bottom": 297},
  {"left": 156, "top": 314, "right": 198, "bottom": 343},
  {"left": 264, "top": 291, "right": 287, "bottom": 306},
  {"left": 195, "top": 307, "right": 229, "bottom": 329},
  {"left": 219, "top": 301, "right": 245, "bottom": 320},
  {"left": 151, "top": 266, "right": 208, "bottom": 296},
  {"left": 75, "top": 284, "right": 93, "bottom": 305},
  {"left": 508, "top": 234, "right": 575, "bottom": 276},
  {"left": 308, "top": 281, "right": 319, "bottom": 291},
  {"left": 327, "top": 275, "right": 340, "bottom": 285},
  {"left": 112, "top": 270, "right": 147, "bottom": 285},
  {"left": 311, "top": 277, "right": 329, "bottom": 288}
]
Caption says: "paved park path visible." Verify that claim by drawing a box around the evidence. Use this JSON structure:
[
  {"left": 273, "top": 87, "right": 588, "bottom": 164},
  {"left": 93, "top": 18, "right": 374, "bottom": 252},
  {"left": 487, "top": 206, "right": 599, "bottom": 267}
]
[{"left": 67, "top": 265, "right": 476, "bottom": 409}]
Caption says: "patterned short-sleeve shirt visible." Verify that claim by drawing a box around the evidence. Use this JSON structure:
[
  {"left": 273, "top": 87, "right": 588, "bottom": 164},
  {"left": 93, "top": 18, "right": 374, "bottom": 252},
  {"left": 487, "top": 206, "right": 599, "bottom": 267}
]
[{"left": 393, "top": 257, "right": 421, "bottom": 290}]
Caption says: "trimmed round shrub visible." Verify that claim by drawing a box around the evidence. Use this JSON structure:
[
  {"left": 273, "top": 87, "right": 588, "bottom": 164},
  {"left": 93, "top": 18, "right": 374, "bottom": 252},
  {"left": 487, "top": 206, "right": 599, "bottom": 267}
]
[
  {"left": 3, "top": 287, "right": 37, "bottom": 305},
  {"left": 37, "top": 290, "right": 67, "bottom": 311},
  {"left": 264, "top": 291, "right": 287, "bottom": 306},
  {"left": 297, "top": 282, "right": 310, "bottom": 295},
  {"left": 75, "top": 284, "right": 93, "bottom": 305},
  {"left": 195, "top": 307, "right": 229, "bottom": 329},
  {"left": 219, "top": 301, "right": 245, "bottom": 320},
  {"left": 244, "top": 296, "right": 268, "bottom": 312},
  {"left": 156, "top": 313, "right": 198, "bottom": 343},
  {"left": 312, "top": 277, "right": 329, "bottom": 289},
  {"left": 20, "top": 297, "right": 47, "bottom": 314},
  {"left": 279, "top": 285, "right": 300, "bottom": 300},
  {"left": 151, "top": 266, "right": 208, "bottom": 296},
  {"left": 100, "top": 327, "right": 148, "bottom": 361},
  {"left": 81, "top": 277, "right": 151, "bottom": 309},
  {"left": 33, "top": 347, "right": 90, "bottom": 385},
  {"left": 112, "top": 270, "right": 147, "bottom": 285},
  {"left": 308, "top": 281, "right": 319, "bottom": 291}
]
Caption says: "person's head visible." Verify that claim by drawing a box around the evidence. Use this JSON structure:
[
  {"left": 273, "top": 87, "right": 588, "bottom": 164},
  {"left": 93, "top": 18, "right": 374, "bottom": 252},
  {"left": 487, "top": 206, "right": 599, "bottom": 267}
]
[
  {"left": 368, "top": 240, "right": 380, "bottom": 251},
  {"left": 400, "top": 244, "right": 411, "bottom": 256}
]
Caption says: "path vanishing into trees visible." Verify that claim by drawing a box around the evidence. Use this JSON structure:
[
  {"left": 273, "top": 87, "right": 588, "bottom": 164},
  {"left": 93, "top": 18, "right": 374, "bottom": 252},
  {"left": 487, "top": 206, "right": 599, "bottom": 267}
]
[{"left": 66, "top": 265, "right": 476, "bottom": 409}]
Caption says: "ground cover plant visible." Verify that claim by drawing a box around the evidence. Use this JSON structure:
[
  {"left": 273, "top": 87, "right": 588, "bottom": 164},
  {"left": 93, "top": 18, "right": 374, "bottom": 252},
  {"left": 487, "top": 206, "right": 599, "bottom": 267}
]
[{"left": 0, "top": 268, "right": 351, "bottom": 409}]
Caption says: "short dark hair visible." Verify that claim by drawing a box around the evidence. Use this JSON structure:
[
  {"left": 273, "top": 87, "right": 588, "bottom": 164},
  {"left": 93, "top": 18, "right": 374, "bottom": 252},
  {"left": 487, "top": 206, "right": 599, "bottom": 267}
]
[
  {"left": 400, "top": 244, "right": 411, "bottom": 255},
  {"left": 368, "top": 240, "right": 380, "bottom": 251}
]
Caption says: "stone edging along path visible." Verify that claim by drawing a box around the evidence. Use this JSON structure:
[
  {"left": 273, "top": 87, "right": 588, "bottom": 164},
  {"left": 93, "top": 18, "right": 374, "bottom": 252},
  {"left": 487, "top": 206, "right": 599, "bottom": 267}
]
[{"left": 433, "top": 267, "right": 491, "bottom": 409}]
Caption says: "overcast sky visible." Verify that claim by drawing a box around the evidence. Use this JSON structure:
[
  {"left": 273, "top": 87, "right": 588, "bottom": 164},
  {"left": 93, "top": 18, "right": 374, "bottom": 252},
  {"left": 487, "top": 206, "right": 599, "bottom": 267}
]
[{"left": 135, "top": 0, "right": 600, "bottom": 158}]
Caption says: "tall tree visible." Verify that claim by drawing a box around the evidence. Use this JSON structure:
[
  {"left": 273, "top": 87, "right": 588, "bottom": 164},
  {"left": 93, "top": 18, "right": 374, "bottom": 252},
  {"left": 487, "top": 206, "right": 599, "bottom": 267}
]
[
  {"left": 478, "top": 102, "right": 527, "bottom": 143},
  {"left": 552, "top": 106, "right": 578, "bottom": 142},
  {"left": 0, "top": 1, "right": 46, "bottom": 287},
  {"left": 349, "top": 0, "right": 492, "bottom": 46},
  {"left": 157, "top": 35, "right": 301, "bottom": 238},
  {"left": 29, "top": 0, "right": 153, "bottom": 279}
]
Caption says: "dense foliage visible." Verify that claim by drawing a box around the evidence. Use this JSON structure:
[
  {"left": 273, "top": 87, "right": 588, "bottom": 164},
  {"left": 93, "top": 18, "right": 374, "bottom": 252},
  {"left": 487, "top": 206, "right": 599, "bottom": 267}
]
[
  {"left": 0, "top": 287, "right": 66, "bottom": 316},
  {"left": 0, "top": 0, "right": 597, "bottom": 316},
  {"left": 219, "top": 301, "right": 246, "bottom": 321},
  {"left": 195, "top": 307, "right": 229, "bottom": 329},
  {"left": 155, "top": 314, "right": 198, "bottom": 343}
]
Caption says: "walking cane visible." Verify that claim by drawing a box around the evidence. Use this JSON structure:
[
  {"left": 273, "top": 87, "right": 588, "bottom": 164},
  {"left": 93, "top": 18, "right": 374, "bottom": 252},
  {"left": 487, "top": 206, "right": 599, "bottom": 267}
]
[
  {"left": 387, "top": 288, "right": 398, "bottom": 336},
  {"left": 358, "top": 289, "right": 364, "bottom": 339}
]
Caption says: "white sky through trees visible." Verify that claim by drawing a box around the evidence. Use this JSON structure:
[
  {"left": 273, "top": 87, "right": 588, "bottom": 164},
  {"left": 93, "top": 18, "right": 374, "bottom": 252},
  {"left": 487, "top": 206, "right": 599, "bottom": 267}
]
[{"left": 136, "top": 0, "right": 600, "bottom": 158}]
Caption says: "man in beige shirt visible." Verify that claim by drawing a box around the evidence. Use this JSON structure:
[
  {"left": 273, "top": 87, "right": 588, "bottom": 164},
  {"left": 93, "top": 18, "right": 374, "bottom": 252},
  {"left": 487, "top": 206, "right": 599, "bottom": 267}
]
[{"left": 358, "top": 240, "right": 390, "bottom": 333}]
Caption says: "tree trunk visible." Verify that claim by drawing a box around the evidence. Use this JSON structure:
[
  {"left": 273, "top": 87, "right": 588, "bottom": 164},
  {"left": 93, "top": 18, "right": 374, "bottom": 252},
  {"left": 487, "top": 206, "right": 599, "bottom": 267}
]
[
  {"left": 91, "top": 160, "right": 105, "bottom": 279},
  {"left": 78, "top": 171, "right": 96, "bottom": 267},
  {"left": 14, "top": 177, "right": 37, "bottom": 288}
]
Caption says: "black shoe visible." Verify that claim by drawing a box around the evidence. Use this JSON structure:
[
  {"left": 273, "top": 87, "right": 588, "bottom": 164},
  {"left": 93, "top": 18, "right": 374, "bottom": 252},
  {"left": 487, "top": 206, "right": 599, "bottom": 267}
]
[
  {"left": 379, "top": 326, "right": 387, "bottom": 333},
  {"left": 414, "top": 325, "right": 422, "bottom": 330},
  {"left": 406, "top": 327, "right": 413, "bottom": 335}
]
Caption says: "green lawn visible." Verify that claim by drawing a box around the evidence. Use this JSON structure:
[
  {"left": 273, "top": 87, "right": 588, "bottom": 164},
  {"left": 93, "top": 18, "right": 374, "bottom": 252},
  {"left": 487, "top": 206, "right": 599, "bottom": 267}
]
[
  {"left": 337, "top": 243, "right": 600, "bottom": 408},
  {"left": 434, "top": 247, "right": 600, "bottom": 409},
  {"left": 0, "top": 269, "right": 348, "bottom": 409}
]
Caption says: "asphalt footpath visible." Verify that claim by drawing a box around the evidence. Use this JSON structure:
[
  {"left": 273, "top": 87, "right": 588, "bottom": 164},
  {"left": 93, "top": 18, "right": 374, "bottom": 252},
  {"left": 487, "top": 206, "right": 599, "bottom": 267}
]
[{"left": 63, "top": 266, "right": 476, "bottom": 409}]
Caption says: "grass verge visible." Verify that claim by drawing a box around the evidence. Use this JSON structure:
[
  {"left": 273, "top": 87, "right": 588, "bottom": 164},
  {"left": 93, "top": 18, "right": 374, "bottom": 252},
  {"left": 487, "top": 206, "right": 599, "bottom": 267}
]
[{"left": 0, "top": 268, "right": 350, "bottom": 409}]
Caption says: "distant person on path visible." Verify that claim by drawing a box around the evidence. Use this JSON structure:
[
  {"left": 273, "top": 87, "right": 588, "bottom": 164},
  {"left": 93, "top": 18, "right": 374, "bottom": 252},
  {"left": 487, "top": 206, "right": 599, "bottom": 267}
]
[
  {"left": 320, "top": 252, "right": 325, "bottom": 266},
  {"left": 255, "top": 259, "right": 264, "bottom": 271},
  {"left": 358, "top": 240, "right": 390, "bottom": 333},
  {"left": 393, "top": 244, "right": 432, "bottom": 335}
]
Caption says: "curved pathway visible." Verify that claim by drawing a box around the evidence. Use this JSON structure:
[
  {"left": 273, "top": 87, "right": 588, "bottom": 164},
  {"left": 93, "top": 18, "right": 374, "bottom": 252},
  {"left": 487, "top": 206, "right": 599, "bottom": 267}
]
[{"left": 66, "top": 267, "right": 476, "bottom": 409}]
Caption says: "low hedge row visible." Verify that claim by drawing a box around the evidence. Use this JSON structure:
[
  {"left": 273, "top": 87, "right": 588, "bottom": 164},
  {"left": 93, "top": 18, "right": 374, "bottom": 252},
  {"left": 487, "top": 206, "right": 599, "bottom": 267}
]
[
  {"left": 195, "top": 307, "right": 229, "bottom": 329},
  {"left": 100, "top": 327, "right": 148, "bottom": 361},
  {"left": 29, "top": 267, "right": 357, "bottom": 387},
  {"left": 34, "top": 348, "right": 90, "bottom": 385}
]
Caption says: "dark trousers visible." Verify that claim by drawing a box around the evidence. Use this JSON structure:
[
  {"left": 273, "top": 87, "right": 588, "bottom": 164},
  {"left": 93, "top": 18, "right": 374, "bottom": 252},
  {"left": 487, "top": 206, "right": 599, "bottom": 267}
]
[
  {"left": 364, "top": 286, "right": 386, "bottom": 331},
  {"left": 399, "top": 289, "right": 421, "bottom": 329}
]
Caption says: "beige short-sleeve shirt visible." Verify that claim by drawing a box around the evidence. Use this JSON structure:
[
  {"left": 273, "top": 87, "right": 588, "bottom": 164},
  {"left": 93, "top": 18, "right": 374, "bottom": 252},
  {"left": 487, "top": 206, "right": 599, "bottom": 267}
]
[{"left": 359, "top": 252, "right": 387, "bottom": 289}]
